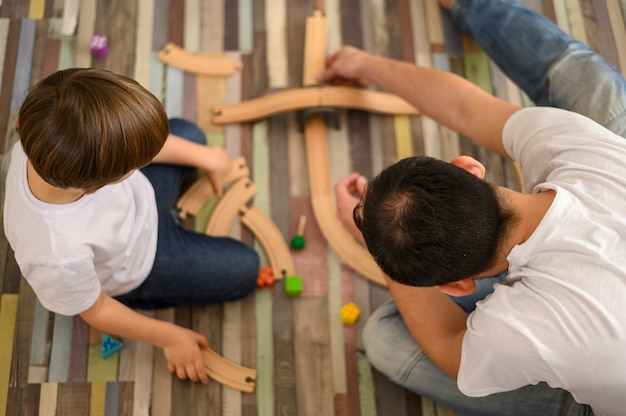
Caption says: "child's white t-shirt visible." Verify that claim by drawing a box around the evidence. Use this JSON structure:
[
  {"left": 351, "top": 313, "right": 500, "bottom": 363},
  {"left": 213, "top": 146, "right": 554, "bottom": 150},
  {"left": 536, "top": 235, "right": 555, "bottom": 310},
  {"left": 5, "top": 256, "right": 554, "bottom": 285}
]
[{"left": 3, "top": 142, "right": 158, "bottom": 316}]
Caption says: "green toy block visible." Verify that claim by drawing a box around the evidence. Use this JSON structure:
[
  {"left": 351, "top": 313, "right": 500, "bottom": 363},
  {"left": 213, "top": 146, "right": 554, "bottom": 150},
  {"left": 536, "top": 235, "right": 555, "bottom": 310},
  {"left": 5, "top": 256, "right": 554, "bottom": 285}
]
[{"left": 285, "top": 275, "right": 303, "bottom": 297}]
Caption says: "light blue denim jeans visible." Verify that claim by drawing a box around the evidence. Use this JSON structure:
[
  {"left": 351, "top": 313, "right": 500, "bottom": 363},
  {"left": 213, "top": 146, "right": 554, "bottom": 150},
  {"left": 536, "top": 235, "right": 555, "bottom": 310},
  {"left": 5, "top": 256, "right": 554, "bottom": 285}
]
[{"left": 363, "top": 0, "right": 626, "bottom": 414}]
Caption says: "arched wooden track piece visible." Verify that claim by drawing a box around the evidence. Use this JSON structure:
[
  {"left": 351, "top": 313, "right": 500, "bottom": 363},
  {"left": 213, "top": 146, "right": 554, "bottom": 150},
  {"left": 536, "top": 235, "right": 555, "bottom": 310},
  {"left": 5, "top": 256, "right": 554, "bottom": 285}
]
[
  {"left": 177, "top": 156, "right": 250, "bottom": 220},
  {"left": 302, "top": 11, "right": 387, "bottom": 286},
  {"left": 201, "top": 347, "right": 256, "bottom": 393},
  {"left": 212, "top": 86, "right": 418, "bottom": 124},
  {"left": 240, "top": 205, "right": 297, "bottom": 279},
  {"left": 158, "top": 42, "right": 243, "bottom": 76},
  {"left": 205, "top": 178, "right": 257, "bottom": 236}
]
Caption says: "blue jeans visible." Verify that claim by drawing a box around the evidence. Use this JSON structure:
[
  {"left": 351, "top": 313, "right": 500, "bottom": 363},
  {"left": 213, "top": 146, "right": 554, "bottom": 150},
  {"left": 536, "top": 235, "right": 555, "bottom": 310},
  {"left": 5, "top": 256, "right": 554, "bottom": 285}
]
[
  {"left": 363, "top": 0, "right": 626, "bottom": 413},
  {"left": 115, "top": 118, "right": 259, "bottom": 309}
]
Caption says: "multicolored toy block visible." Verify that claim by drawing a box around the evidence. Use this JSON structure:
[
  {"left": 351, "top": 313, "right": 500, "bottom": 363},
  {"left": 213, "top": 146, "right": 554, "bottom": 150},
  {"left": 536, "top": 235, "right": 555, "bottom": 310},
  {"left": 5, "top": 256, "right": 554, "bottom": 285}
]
[
  {"left": 101, "top": 333, "right": 124, "bottom": 359},
  {"left": 340, "top": 302, "right": 361, "bottom": 325},
  {"left": 284, "top": 275, "right": 303, "bottom": 297},
  {"left": 257, "top": 266, "right": 276, "bottom": 288}
]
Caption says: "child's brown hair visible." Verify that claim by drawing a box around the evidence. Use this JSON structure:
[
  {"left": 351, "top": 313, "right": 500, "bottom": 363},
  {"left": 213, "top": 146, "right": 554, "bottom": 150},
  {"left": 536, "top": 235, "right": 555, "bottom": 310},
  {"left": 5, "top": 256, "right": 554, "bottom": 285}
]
[{"left": 18, "top": 68, "right": 169, "bottom": 192}]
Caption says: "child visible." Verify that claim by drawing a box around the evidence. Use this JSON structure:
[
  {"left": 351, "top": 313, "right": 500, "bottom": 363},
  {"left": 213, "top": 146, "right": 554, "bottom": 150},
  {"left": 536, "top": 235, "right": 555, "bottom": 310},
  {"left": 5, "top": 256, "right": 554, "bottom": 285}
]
[{"left": 4, "top": 68, "right": 260, "bottom": 384}]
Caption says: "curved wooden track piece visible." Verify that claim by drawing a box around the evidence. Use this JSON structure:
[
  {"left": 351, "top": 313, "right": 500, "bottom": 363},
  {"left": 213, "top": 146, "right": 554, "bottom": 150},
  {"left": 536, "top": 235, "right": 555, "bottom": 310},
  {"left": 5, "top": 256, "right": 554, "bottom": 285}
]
[
  {"left": 202, "top": 178, "right": 295, "bottom": 279},
  {"left": 177, "top": 156, "right": 250, "bottom": 219},
  {"left": 302, "top": 12, "right": 387, "bottom": 286},
  {"left": 201, "top": 347, "right": 256, "bottom": 393},
  {"left": 240, "top": 205, "right": 296, "bottom": 279},
  {"left": 212, "top": 86, "right": 418, "bottom": 124},
  {"left": 158, "top": 42, "right": 242, "bottom": 76},
  {"left": 205, "top": 178, "right": 257, "bottom": 236}
]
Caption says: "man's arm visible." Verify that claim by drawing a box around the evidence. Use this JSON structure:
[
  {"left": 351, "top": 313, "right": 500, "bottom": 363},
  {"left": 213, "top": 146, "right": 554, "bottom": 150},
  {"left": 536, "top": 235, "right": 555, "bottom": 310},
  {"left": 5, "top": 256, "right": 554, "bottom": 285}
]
[
  {"left": 80, "top": 291, "right": 210, "bottom": 383},
  {"left": 318, "top": 46, "right": 522, "bottom": 158},
  {"left": 386, "top": 276, "right": 467, "bottom": 379}
]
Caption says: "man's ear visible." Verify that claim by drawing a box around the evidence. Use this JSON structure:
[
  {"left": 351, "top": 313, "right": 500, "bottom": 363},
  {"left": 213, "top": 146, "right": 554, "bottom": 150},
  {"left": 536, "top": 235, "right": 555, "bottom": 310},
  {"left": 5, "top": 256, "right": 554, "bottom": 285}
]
[
  {"left": 438, "top": 278, "right": 477, "bottom": 297},
  {"left": 450, "top": 156, "right": 486, "bottom": 179}
]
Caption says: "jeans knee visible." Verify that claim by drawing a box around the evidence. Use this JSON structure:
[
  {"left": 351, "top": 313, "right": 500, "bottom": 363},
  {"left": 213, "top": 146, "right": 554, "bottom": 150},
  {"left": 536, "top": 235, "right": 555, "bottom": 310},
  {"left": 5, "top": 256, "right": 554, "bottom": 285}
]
[
  {"left": 169, "top": 118, "right": 207, "bottom": 145},
  {"left": 227, "top": 244, "right": 260, "bottom": 298}
]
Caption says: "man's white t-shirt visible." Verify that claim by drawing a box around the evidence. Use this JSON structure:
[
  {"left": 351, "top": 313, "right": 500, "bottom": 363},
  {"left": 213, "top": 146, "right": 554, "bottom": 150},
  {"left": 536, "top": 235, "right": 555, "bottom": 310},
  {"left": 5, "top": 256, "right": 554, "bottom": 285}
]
[
  {"left": 457, "top": 108, "right": 626, "bottom": 416},
  {"left": 3, "top": 142, "right": 158, "bottom": 316}
]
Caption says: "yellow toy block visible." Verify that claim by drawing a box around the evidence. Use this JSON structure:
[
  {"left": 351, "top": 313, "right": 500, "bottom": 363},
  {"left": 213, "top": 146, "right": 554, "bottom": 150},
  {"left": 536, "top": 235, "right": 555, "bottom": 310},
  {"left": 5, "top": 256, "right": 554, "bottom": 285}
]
[{"left": 340, "top": 302, "right": 361, "bottom": 325}]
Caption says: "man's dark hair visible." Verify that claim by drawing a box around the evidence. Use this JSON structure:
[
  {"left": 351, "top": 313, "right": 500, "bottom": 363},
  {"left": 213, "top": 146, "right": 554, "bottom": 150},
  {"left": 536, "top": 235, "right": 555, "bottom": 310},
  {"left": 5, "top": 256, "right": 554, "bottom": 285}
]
[
  {"left": 19, "top": 68, "right": 169, "bottom": 192},
  {"left": 355, "top": 156, "right": 517, "bottom": 287}
]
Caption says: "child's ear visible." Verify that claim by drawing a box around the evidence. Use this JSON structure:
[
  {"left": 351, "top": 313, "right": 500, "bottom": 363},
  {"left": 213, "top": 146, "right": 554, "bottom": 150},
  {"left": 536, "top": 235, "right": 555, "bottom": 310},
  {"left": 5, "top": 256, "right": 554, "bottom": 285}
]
[
  {"left": 438, "top": 278, "right": 477, "bottom": 297},
  {"left": 450, "top": 156, "right": 486, "bottom": 179}
]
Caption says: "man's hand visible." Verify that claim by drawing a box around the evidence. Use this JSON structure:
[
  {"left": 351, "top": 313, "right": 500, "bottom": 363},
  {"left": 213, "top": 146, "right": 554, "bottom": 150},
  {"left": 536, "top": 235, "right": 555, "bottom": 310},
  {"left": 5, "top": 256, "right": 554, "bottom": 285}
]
[
  {"left": 316, "top": 46, "right": 374, "bottom": 87},
  {"left": 334, "top": 172, "right": 368, "bottom": 244},
  {"left": 162, "top": 326, "right": 210, "bottom": 384}
]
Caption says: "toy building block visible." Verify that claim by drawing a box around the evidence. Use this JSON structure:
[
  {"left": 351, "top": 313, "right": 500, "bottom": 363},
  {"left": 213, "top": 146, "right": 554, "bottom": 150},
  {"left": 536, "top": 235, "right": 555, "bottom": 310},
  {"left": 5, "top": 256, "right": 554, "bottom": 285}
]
[
  {"left": 290, "top": 215, "right": 307, "bottom": 250},
  {"left": 90, "top": 34, "right": 109, "bottom": 58},
  {"left": 101, "top": 333, "right": 123, "bottom": 358},
  {"left": 257, "top": 266, "right": 276, "bottom": 288},
  {"left": 340, "top": 302, "right": 361, "bottom": 325},
  {"left": 285, "top": 275, "right": 303, "bottom": 297}
]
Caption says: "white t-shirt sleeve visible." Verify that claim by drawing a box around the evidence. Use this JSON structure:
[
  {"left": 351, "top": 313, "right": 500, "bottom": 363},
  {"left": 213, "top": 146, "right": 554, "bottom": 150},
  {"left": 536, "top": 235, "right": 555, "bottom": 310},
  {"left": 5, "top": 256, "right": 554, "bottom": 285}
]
[
  {"left": 458, "top": 292, "right": 550, "bottom": 396},
  {"left": 24, "top": 261, "right": 102, "bottom": 316},
  {"left": 502, "top": 107, "right": 613, "bottom": 193}
]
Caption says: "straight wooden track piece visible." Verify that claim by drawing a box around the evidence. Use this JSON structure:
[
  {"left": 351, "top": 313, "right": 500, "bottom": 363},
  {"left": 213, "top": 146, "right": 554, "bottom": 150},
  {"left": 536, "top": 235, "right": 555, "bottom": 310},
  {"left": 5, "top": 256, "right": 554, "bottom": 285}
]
[
  {"left": 240, "top": 205, "right": 297, "bottom": 279},
  {"left": 302, "top": 11, "right": 387, "bottom": 286},
  {"left": 176, "top": 156, "right": 250, "bottom": 219},
  {"left": 201, "top": 347, "right": 257, "bottom": 393},
  {"left": 212, "top": 86, "right": 418, "bottom": 124},
  {"left": 157, "top": 42, "right": 243, "bottom": 76}
]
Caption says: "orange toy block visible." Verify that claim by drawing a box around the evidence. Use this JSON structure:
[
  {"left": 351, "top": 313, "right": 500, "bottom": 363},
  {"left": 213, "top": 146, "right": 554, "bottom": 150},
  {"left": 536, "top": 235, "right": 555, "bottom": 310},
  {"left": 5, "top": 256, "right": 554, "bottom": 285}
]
[{"left": 256, "top": 266, "right": 276, "bottom": 288}]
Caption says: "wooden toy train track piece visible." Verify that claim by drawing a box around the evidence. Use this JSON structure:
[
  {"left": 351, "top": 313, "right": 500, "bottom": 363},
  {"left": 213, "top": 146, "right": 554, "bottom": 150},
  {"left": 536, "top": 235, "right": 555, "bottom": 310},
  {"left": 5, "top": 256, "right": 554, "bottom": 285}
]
[
  {"left": 203, "top": 178, "right": 296, "bottom": 279},
  {"left": 302, "top": 11, "right": 387, "bottom": 286},
  {"left": 177, "top": 156, "right": 250, "bottom": 220},
  {"left": 239, "top": 205, "right": 296, "bottom": 278},
  {"left": 157, "top": 42, "right": 243, "bottom": 76},
  {"left": 201, "top": 347, "right": 256, "bottom": 393},
  {"left": 205, "top": 178, "right": 257, "bottom": 237},
  {"left": 212, "top": 86, "right": 418, "bottom": 124}
]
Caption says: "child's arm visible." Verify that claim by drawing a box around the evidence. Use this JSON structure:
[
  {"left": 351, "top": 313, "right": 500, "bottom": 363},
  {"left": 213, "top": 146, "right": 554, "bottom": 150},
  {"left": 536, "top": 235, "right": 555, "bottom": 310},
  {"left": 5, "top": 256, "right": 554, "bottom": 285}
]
[
  {"left": 80, "top": 291, "right": 210, "bottom": 383},
  {"left": 151, "top": 133, "right": 231, "bottom": 196}
]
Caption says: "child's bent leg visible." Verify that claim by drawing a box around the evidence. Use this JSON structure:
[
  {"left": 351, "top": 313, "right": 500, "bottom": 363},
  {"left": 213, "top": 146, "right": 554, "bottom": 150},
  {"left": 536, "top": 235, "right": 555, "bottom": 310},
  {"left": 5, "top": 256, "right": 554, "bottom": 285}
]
[
  {"left": 141, "top": 118, "right": 206, "bottom": 212},
  {"left": 116, "top": 226, "right": 259, "bottom": 309},
  {"left": 449, "top": 0, "right": 626, "bottom": 136}
]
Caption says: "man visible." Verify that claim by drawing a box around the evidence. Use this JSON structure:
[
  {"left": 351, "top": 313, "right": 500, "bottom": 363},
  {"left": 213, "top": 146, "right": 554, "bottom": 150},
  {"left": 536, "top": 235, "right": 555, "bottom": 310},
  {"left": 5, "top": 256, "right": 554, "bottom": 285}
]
[{"left": 320, "top": 0, "right": 626, "bottom": 414}]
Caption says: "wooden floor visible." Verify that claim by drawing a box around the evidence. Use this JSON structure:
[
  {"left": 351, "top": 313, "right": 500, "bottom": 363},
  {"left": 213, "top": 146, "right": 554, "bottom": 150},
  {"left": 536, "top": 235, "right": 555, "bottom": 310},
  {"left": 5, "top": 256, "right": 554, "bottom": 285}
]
[{"left": 1, "top": 0, "right": 624, "bottom": 415}]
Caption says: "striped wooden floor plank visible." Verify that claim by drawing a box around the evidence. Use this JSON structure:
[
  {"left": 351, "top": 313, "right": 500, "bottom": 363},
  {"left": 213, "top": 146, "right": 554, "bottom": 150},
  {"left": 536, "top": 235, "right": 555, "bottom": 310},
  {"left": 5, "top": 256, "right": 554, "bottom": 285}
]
[{"left": 0, "top": 0, "right": 623, "bottom": 414}]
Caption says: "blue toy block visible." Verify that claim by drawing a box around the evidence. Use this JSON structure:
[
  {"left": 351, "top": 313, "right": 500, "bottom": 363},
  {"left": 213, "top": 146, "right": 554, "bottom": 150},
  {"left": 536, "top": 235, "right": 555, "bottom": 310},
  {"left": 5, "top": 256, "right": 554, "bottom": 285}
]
[{"left": 101, "top": 333, "right": 124, "bottom": 359}]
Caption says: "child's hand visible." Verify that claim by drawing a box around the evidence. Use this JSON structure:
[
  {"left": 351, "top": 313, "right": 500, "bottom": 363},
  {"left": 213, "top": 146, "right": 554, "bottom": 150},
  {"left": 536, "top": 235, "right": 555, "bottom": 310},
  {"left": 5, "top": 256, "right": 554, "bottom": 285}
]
[
  {"left": 162, "top": 326, "right": 210, "bottom": 384},
  {"left": 203, "top": 145, "right": 233, "bottom": 197}
]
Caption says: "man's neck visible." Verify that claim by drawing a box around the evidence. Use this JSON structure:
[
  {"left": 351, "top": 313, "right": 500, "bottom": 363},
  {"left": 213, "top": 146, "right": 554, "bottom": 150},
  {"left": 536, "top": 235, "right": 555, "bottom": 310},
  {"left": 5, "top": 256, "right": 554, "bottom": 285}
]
[
  {"left": 26, "top": 161, "right": 87, "bottom": 204},
  {"left": 499, "top": 186, "right": 556, "bottom": 250}
]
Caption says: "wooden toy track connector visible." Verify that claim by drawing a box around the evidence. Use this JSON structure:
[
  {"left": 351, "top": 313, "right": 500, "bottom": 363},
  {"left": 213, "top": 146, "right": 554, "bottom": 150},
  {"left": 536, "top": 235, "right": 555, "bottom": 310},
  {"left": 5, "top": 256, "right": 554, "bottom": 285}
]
[
  {"left": 176, "top": 157, "right": 296, "bottom": 279},
  {"left": 157, "top": 42, "right": 243, "bottom": 76},
  {"left": 212, "top": 86, "right": 418, "bottom": 124},
  {"left": 201, "top": 347, "right": 256, "bottom": 393}
]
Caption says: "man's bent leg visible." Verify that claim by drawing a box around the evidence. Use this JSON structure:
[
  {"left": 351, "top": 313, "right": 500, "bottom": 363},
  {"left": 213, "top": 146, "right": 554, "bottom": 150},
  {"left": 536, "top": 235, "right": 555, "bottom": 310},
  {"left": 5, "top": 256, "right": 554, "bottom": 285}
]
[
  {"left": 362, "top": 299, "right": 592, "bottom": 416},
  {"left": 449, "top": 0, "right": 626, "bottom": 136}
]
